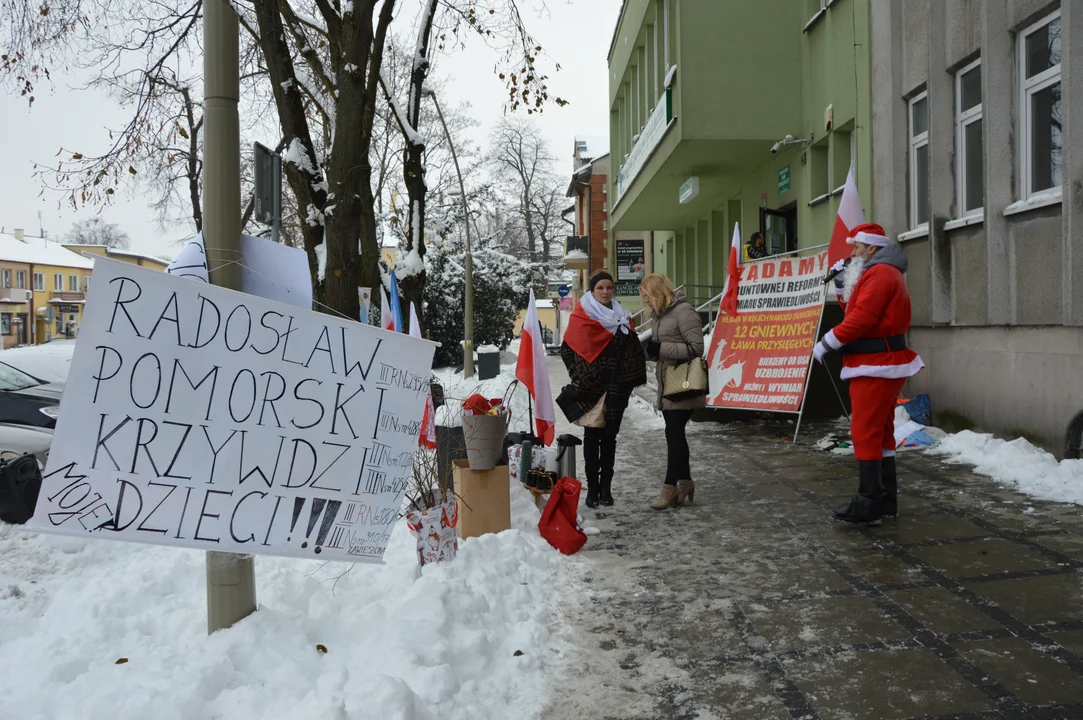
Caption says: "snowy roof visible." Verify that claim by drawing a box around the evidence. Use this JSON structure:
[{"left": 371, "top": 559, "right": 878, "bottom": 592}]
[
  {"left": 64, "top": 244, "right": 171, "bottom": 265},
  {"left": 0, "top": 233, "right": 95, "bottom": 269}
]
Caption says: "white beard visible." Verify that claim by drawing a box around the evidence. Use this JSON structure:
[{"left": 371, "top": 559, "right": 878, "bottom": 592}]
[{"left": 841, "top": 256, "right": 866, "bottom": 302}]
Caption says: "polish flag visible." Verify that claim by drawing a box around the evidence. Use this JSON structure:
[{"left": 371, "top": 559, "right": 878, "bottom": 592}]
[
  {"left": 409, "top": 301, "right": 436, "bottom": 449},
  {"left": 828, "top": 163, "right": 866, "bottom": 268},
  {"left": 380, "top": 285, "right": 395, "bottom": 332},
  {"left": 515, "top": 289, "right": 556, "bottom": 446},
  {"left": 719, "top": 223, "right": 742, "bottom": 317}
]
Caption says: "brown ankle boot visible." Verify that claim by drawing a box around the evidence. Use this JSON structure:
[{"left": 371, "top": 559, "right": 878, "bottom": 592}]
[
  {"left": 650, "top": 484, "right": 680, "bottom": 510},
  {"left": 677, "top": 479, "right": 695, "bottom": 504}
]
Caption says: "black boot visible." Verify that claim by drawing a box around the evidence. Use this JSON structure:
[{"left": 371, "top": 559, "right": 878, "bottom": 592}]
[
  {"left": 599, "top": 474, "right": 614, "bottom": 506},
  {"left": 585, "top": 479, "right": 600, "bottom": 509},
  {"left": 881, "top": 456, "right": 898, "bottom": 519},
  {"left": 833, "top": 460, "right": 885, "bottom": 524}
]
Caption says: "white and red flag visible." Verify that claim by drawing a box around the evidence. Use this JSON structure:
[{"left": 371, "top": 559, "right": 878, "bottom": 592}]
[
  {"left": 719, "top": 223, "right": 742, "bottom": 318},
  {"left": 828, "top": 163, "right": 866, "bottom": 269},
  {"left": 408, "top": 301, "right": 437, "bottom": 449},
  {"left": 380, "top": 285, "right": 395, "bottom": 332},
  {"left": 515, "top": 289, "right": 556, "bottom": 446}
]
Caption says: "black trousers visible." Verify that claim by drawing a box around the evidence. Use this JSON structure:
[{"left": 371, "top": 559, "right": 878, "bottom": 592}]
[
  {"left": 663, "top": 410, "right": 693, "bottom": 485},
  {"left": 583, "top": 407, "right": 626, "bottom": 484}
]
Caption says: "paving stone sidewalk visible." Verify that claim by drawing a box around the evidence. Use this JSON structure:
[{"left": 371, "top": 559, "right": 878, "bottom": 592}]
[{"left": 543, "top": 359, "right": 1083, "bottom": 720}]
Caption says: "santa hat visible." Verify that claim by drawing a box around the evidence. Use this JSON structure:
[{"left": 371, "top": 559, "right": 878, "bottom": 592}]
[{"left": 847, "top": 223, "right": 891, "bottom": 247}]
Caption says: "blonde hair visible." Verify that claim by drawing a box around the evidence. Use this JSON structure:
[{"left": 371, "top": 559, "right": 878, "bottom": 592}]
[{"left": 641, "top": 273, "right": 674, "bottom": 314}]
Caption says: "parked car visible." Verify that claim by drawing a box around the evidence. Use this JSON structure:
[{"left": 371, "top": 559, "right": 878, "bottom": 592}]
[
  {"left": 0, "top": 422, "right": 51, "bottom": 468},
  {"left": 0, "top": 360, "right": 62, "bottom": 428}
]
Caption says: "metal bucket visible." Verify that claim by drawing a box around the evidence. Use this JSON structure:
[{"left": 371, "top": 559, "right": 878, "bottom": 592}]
[{"left": 461, "top": 413, "right": 509, "bottom": 470}]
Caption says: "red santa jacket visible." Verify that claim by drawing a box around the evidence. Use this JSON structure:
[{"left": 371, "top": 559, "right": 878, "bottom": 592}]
[{"left": 823, "top": 244, "right": 924, "bottom": 381}]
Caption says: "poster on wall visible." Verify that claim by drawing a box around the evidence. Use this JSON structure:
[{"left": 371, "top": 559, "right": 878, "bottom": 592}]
[
  {"left": 615, "top": 239, "right": 646, "bottom": 296},
  {"left": 25, "top": 258, "right": 437, "bottom": 564},
  {"left": 706, "top": 251, "right": 829, "bottom": 412}
]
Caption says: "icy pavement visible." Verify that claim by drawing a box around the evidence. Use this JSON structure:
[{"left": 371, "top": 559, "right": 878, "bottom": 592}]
[{"left": 545, "top": 356, "right": 1083, "bottom": 719}]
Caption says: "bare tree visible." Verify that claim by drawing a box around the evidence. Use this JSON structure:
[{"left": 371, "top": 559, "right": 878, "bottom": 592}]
[
  {"left": 490, "top": 116, "right": 562, "bottom": 264},
  {"left": 2, "top": 0, "right": 566, "bottom": 321},
  {"left": 64, "top": 217, "right": 131, "bottom": 249}
]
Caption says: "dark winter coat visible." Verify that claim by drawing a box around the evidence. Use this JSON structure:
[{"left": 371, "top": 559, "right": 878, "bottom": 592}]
[
  {"left": 652, "top": 291, "right": 707, "bottom": 411},
  {"left": 558, "top": 329, "right": 647, "bottom": 426}
]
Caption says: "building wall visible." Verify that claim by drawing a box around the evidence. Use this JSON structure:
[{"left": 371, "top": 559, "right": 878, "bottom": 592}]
[
  {"left": 0, "top": 260, "right": 31, "bottom": 346},
  {"left": 607, "top": 0, "right": 872, "bottom": 305},
  {"left": 872, "top": 0, "right": 1083, "bottom": 449}
]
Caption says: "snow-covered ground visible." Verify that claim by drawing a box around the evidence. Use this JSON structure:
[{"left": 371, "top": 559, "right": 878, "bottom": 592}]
[
  {"left": 931, "top": 430, "right": 1083, "bottom": 505},
  {"left": 0, "top": 337, "right": 582, "bottom": 720}
]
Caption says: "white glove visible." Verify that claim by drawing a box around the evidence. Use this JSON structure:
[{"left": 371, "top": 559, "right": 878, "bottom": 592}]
[
  {"left": 830, "top": 258, "right": 847, "bottom": 274},
  {"left": 812, "top": 341, "right": 829, "bottom": 364}
]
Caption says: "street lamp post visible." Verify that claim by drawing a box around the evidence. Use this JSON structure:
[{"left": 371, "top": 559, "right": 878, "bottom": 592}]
[
  {"left": 203, "top": 0, "right": 257, "bottom": 634},
  {"left": 424, "top": 89, "right": 473, "bottom": 378}
]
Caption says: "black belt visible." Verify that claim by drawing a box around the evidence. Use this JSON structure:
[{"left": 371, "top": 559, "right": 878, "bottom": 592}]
[{"left": 841, "top": 334, "right": 907, "bottom": 354}]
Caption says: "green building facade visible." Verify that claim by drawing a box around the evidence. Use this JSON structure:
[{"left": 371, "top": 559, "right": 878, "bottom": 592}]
[{"left": 608, "top": 0, "right": 873, "bottom": 308}]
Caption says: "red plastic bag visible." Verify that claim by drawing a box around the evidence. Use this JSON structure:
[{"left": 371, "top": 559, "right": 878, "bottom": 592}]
[{"left": 538, "top": 477, "right": 587, "bottom": 555}]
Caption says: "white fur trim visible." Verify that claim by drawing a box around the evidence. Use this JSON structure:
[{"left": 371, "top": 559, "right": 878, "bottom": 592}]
[
  {"left": 883, "top": 449, "right": 897, "bottom": 458},
  {"left": 847, "top": 231, "right": 890, "bottom": 247},
  {"left": 840, "top": 354, "right": 925, "bottom": 381},
  {"left": 823, "top": 329, "right": 843, "bottom": 350}
]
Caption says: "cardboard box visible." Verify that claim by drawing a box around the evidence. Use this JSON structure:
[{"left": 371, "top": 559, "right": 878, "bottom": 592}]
[{"left": 453, "top": 459, "right": 511, "bottom": 540}]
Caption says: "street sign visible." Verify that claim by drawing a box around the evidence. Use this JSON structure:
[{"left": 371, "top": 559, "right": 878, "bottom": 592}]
[
  {"left": 679, "top": 176, "right": 700, "bottom": 204},
  {"left": 777, "top": 165, "right": 791, "bottom": 195},
  {"left": 557, "top": 285, "right": 570, "bottom": 298},
  {"left": 254, "top": 142, "right": 282, "bottom": 243}
]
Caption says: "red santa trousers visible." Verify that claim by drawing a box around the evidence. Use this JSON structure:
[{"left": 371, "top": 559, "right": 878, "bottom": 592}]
[{"left": 849, "top": 376, "right": 906, "bottom": 461}]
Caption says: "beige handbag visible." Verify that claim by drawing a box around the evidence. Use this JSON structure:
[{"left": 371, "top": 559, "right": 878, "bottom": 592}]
[
  {"left": 662, "top": 344, "right": 709, "bottom": 401},
  {"left": 574, "top": 392, "right": 607, "bottom": 428}
]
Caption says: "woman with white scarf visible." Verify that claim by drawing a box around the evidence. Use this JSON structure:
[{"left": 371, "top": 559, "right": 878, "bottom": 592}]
[{"left": 557, "top": 271, "right": 647, "bottom": 508}]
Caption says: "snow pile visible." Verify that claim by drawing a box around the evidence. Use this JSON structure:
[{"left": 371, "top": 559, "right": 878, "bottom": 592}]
[
  {"left": 564, "top": 250, "right": 588, "bottom": 261},
  {"left": 0, "top": 438, "right": 573, "bottom": 720},
  {"left": 1, "top": 340, "right": 75, "bottom": 382},
  {"left": 930, "top": 430, "right": 1083, "bottom": 505}
]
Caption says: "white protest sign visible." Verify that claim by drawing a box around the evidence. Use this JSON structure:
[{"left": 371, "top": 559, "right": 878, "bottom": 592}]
[{"left": 26, "top": 258, "right": 436, "bottom": 563}]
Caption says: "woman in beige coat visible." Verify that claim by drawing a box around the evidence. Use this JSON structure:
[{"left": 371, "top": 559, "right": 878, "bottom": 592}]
[{"left": 641, "top": 273, "right": 706, "bottom": 510}]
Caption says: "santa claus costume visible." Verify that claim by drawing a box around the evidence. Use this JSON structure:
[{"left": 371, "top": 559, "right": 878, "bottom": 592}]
[{"left": 813, "top": 223, "right": 924, "bottom": 523}]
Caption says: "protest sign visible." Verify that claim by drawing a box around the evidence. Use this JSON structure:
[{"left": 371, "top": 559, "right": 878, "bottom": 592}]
[
  {"left": 706, "top": 251, "right": 828, "bottom": 412},
  {"left": 26, "top": 258, "right": 436, "bottom": 564}
]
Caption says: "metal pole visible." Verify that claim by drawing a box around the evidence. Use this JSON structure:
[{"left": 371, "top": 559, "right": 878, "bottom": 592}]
[
  {"left": 203, "top": 0, "right": 256, "bottom": 634},
  {"left": 426, "top": 90, "right": 474, "bottom": 378}
]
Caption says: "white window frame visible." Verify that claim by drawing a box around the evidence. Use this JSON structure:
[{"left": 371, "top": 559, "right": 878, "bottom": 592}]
[
  {"left": 16, "top": 271, "right": 26, "bottom": 290},
  {"left": 1019, "top": 9, "right": 1062, "bottom": 200},
  {"left": 33, "top": 273, "right": 44, "bottom": 292},
  {"left": 69, "top": 274, "right": 78, "bottom": 292},
  {"left": 955, "top": 58, "right": 983, "bottom": 218},
  {"left": 909, "top": 91, "right": 930, "bottom": 230},
  {"left": 1, "top": 270, "right": 9, "bottom": 289},
  {"left": 53, "top": 273, "right": 63, "bottom": 292}
]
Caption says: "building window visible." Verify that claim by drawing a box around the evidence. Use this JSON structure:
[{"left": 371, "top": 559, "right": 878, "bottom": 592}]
[
  {"left": 956, "top": 59, "right": 983, "bottom": 215},
  {"left": 17, "top": 271, "right": 26, "bottom": 290},
  {"left": 909, "top": 92, "right": 930, "bottom": 229},
  {"left": 54, "top": 273, "right": 63, "bottom": 292},
  {"left": 69, "top": 274, "right": 78, "bottom": 292},
  {"left": 0, "top": 314, "right": 10, "bottom": 335},
  {"left": 1020, "top": 10, "right": 1062, "bottom": 198},
  {"left": 84, "top": 277, "right": 91, "bottom": 292},
  {"left": 1, "top": 270, "right": 9, "bottom": 289},
  {"left": 33, "top": 273, "right": 44, "bottom": 292}
]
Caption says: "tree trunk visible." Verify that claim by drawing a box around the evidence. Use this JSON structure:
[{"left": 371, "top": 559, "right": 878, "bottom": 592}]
[
  {"left": 251, "top": 0, "right": 327, "bottom": 305},
  {"left": 398, "top": 0, "right": 439, "bottom": 337}
]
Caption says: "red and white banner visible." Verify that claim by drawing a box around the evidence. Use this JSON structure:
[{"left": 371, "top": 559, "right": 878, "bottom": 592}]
[{"left": 706, "top": 250, "right": 830, "bottom": 412}]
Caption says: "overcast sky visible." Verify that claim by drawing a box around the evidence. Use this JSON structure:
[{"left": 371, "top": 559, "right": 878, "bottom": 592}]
[{"left": 0, "top": 0, "right": 620, "bottom": 260}]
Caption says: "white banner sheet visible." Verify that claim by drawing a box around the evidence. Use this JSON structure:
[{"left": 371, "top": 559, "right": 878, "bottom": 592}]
[{"left": 26, "top": 258, "right": 435, "bottom": 563}]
